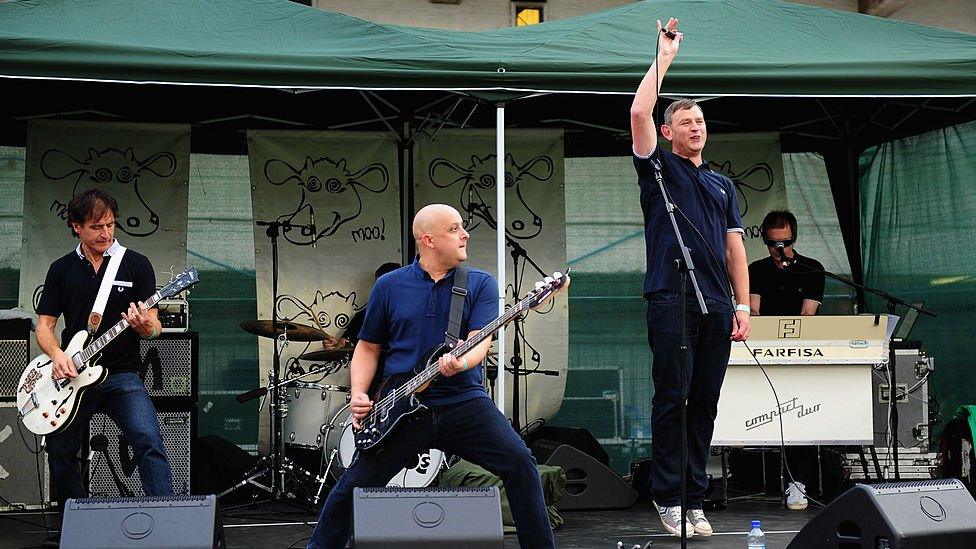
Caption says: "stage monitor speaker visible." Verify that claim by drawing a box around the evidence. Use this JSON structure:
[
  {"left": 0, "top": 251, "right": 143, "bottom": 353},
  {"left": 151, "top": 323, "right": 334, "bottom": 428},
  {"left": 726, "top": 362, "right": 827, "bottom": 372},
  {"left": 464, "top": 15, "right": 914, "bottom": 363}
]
[
  {"left": 545, "top": 444, "right": 638, "bottom": 511},
  {"left": 0, "top": 402, "right": 50, "bottom": 510},
  {"left": 0, "top": 318, "right": 30, "bottom": 399},
  {"left": 786, "top": 479, "right": 976, "bottom": 549},
  {"left": 61, "top": 494, "right": 225, "bottom": 549},
  {"left": 528, "top": 425, "right": 610, "bottom": 466},
  {"left": 86, "top": 409, "right": 194, "bottom": 496},
  {"left": 352, "top": 487, "right": 503, "bottom": 548},
  {"left": 138, "top": 332, "right": 198, "bottom": 400}
]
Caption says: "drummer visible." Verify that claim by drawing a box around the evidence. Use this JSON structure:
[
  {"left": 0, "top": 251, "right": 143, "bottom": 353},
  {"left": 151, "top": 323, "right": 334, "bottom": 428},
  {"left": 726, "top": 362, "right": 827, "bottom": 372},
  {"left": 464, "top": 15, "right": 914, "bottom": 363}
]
[{"left": 326, "top": 262, "right": 401, "bottom": 349}]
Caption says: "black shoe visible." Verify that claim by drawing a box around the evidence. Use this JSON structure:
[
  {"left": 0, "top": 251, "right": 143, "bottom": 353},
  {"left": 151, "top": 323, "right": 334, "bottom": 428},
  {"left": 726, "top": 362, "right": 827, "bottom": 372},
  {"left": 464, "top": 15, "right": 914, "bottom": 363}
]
[{"left": 41, "top": 532, "right": 60, "bottom": 547}]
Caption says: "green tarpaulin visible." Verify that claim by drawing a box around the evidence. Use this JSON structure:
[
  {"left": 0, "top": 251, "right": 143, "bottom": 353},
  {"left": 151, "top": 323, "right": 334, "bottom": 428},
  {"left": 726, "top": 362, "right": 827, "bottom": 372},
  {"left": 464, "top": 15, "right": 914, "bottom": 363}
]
[{"left": 1, "top": 0, "right": 975, "bottom": 96}]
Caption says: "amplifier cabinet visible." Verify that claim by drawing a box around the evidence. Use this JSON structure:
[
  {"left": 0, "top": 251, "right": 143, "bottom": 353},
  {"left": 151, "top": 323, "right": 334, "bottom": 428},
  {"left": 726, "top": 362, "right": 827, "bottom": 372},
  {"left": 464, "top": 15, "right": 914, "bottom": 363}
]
[
  {"left": 138, "top": 332, "right": 198, "bottom": 400},
  {"left": 873, "top": 344, "right": 933, "bottom": 448},
  {"left": 0, "top": 401, "right": 50, "bottom": 510},
  {"left": 0, "top": 318, "right": 30, "bottom": 399},
  {"left": 86, "top": 408, "right": 194, "bottom": 497}
]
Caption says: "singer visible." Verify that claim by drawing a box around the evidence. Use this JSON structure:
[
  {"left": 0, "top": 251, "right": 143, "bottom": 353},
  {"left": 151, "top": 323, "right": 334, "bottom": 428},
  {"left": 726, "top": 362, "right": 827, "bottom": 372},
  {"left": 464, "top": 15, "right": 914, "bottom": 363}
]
[{"left": 631, "top": 18, "right": 751, "bottom": 538}]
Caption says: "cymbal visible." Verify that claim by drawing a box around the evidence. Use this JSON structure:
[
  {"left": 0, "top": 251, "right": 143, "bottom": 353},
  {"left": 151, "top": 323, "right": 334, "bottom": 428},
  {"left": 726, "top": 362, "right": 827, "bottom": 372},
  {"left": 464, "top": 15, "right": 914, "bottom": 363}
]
[
  {"left": 239, "top": 320, "right": 330, "bottom": 341},
  {"left": 299, "top": 347, "right": 355, "bottom": 362}
]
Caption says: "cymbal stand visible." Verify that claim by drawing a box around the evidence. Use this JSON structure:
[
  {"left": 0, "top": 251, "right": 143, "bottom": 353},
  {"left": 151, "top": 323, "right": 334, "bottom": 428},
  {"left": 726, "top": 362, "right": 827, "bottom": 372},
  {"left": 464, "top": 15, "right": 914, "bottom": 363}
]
[{"left": 220, "top": 219, "right": 317, "bottom": 507}]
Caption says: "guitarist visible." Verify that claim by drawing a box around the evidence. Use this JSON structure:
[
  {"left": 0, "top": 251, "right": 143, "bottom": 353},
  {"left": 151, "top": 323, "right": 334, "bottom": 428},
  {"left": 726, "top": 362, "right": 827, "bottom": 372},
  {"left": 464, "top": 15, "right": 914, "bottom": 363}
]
[
  {"left": 307, "top": 204, "right": 555, "bottom": 549},
  {"left": 35, "top": 189, "right": 172, "bottom": 543}
]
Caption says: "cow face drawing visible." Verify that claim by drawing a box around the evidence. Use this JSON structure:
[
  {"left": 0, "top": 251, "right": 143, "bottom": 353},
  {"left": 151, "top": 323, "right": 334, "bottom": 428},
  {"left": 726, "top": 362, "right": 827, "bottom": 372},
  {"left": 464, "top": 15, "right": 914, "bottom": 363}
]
[
  {"left": 428, "top": 152, "right": 553, "bottom": 240},
  {"left": 276, "top": 290, "right": 361, "bottom": 337},
  {"left": 264, "top": 156, "right": 389, "bottom": 246},
  {"left": 711, "top": 160, "right": 775, "bottom": 218},
  {"left": 41, "top": 147, "right": 176, "bottom": 237}
]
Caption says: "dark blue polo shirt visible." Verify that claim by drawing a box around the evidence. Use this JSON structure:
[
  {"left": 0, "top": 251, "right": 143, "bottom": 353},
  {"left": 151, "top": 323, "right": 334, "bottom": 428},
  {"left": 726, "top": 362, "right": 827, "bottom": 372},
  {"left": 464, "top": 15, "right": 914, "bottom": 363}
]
[
  {"left": 635, "top": 147, "right": 744, "bottom": 304},
  {"left": 36, "top": 240, "right": 156, "bottom": 375},
  {"left": 358, "top": 258, "right": 498, "bottom": 406}
]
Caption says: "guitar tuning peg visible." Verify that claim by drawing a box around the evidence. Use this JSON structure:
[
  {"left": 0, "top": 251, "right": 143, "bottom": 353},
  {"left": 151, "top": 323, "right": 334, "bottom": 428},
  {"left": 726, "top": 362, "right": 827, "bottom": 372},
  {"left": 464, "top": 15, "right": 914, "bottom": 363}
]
[
  {"left": 535, "top": 280, "right": 546, "bottom": 290},
  {"left": 544, "top": 276, "right": 554, "bottom": 285},
  {"left": 553, "top": 271, "right": 562, "bottom": 279}
]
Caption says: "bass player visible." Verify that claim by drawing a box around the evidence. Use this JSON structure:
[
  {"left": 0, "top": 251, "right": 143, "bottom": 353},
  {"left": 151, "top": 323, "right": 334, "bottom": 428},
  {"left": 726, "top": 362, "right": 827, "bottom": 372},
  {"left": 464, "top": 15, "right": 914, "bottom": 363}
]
[{"left": 307, "top": 204, "right": 555, "bottom": 549}]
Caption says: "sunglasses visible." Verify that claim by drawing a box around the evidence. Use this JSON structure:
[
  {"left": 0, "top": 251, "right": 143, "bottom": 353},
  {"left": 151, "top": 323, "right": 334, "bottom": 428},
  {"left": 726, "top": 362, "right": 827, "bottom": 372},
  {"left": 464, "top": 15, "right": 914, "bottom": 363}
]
[{"left": 763, "top": 237, "right": 795, "bottom": 247}]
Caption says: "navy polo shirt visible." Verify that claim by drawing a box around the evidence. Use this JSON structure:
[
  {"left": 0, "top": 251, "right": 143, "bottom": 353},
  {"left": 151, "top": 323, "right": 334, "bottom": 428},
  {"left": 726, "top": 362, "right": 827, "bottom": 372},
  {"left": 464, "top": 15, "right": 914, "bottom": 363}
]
[
  {"left": 358, "top": 258, "right": 498, "bottom": 406},
  {"left": 36, "top": 240, "right": 157, "bottom": 375},
  {"left": 635, "top": 148, "right": 744, "bottom": 304}
]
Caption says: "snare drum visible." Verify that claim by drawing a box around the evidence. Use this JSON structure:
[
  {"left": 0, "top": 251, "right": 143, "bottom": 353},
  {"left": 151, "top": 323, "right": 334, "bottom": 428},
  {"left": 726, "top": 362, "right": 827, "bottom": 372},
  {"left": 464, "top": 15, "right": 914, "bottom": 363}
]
[
  {"left": 282, "top": 382, "right": 349, "bottom": 449},
  {"left": 327, "top": 404, "right": 446, "bottom": 487}
]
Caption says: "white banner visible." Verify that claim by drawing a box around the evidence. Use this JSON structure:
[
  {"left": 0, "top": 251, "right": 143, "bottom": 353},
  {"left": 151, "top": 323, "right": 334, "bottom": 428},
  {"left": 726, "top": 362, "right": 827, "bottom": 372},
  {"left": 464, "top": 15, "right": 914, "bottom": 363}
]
[
  {"left": 697, "top": 132, "right": 789, "bottom": 262},
  {"left": 414, "top": 129, "right": 568, "bottom": 427},
  {"left": 248, "top": 130, "right": 402, "bottom": 452},
  {"left": 21, "top": 120, "right": 190, "bottom": 314}
]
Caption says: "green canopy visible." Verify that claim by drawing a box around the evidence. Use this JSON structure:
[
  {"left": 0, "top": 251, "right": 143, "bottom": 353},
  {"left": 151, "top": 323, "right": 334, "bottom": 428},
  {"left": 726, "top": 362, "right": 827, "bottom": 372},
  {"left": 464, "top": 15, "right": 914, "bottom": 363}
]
[{"left": 1, "top": 0, "right": 975, "bottom": 96}]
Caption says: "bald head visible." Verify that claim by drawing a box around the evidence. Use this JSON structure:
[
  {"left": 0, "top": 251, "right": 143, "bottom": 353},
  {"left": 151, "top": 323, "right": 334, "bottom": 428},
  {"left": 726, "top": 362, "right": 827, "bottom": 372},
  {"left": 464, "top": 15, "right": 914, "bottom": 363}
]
[{"left": 412, "top": 204, "right": 460, "bottom": 243}]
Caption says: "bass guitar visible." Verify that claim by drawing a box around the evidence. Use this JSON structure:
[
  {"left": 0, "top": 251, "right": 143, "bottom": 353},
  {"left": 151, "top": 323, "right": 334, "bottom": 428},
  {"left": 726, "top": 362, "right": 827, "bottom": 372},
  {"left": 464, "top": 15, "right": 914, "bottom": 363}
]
[
  {"left": 17, "top": 267, "right": 200, "bottom": 436},
  {"left": 353, "top": 269, "right": 570, "bottom": 452}
]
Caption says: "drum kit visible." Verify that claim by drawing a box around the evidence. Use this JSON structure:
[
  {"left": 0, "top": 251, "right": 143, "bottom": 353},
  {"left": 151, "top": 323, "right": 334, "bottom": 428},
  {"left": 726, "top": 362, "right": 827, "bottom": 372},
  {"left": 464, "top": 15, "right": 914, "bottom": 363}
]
[{"left": 225, "top": 317, "right": 447, "bottom": 507}]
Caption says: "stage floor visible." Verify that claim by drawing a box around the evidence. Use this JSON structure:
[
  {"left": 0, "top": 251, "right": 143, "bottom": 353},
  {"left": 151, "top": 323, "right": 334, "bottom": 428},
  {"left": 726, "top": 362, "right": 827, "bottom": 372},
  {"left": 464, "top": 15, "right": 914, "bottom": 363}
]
[{"left": 2, "top": 498, "right": 814, "bottom": 549}]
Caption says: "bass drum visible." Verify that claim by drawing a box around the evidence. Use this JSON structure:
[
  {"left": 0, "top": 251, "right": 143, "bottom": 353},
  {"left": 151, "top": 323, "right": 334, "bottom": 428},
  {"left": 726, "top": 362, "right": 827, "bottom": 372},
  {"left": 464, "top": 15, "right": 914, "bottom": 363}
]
[{"left": 329, "top": 404, "right": 447, "bottom": 487}]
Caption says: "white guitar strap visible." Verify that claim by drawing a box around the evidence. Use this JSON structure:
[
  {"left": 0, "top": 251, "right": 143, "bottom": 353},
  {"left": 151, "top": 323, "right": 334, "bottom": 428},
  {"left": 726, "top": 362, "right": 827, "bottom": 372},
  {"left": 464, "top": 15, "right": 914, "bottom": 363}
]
[{"left": 87, "top": 244, "right": 127, "bottom": 336}]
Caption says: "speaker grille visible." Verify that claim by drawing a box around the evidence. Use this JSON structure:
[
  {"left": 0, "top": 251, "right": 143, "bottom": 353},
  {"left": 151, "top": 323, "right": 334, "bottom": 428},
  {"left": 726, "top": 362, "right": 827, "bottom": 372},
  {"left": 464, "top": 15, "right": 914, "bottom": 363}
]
[
  {"left": 87, "top": 411, "right": 192, "bottom": 496},
  {"left": 870, "top": 478, "right": 965, "bottom": 494},
  {"left": 0, "top": 338, "right": 29, "bottom": 398},
  {"left": 138, "top": 334, "right": 196, "bottom": 399}
]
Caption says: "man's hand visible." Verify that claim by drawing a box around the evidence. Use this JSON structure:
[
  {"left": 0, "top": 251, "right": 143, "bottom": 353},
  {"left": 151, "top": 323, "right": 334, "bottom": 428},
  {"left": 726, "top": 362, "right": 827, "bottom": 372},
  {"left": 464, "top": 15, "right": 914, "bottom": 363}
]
[
  {"left": 350, "top": 392, "right": 374, "bottom": 429},
  {"left": 51, "top": 350, "right": 77, "bottom": 380},
  {"left": 123, "top": 301, "right": 154, "bottom": 337},
  {"left": 731, "top": 310, "right": 751, "bottom": 342},
  {"left": 657, "top": 18, "right": 683, "bottom": 58},
  {"left": 438, "top": 343, "right": 468, "bottom": 378}
]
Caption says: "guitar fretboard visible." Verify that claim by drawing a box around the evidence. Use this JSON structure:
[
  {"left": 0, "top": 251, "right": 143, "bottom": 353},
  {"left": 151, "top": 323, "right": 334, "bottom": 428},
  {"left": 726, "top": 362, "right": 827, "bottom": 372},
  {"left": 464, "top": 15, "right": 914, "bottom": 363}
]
[{"left": 78, "top": 291, "right": 162, "bottom": 364}]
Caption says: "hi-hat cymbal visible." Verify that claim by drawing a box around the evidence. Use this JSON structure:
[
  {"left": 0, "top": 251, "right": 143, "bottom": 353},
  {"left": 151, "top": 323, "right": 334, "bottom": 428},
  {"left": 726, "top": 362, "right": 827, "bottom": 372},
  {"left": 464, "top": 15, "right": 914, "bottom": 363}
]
[
  {"left": 299, "top": 347, "right": 355, "bottom": 362},
  {"left": 239, "top": 320, "right": 330, "bottom": 341}
]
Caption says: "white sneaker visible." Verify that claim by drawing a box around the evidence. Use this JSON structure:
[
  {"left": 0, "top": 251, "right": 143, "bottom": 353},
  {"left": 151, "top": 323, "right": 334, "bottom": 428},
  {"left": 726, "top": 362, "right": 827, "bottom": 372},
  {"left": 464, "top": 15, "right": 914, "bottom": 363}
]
[
  {"left": 786, "top": 481, "right": 809, "bottom": 510},
  {"left": 653, "top": 501, "right": 696, "bottom": 537},
  {"left": 686, "top": 508, "right": 713, "bottom": 536}
]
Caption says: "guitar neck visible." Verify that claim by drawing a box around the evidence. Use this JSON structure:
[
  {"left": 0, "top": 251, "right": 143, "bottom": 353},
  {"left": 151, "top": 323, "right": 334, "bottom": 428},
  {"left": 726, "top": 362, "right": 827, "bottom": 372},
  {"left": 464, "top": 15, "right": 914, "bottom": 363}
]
[
  {"left": 400, "top": 294, "right": 532, "bottom": 395},
  {"left": 79, "top": 291, "right": 162, "bottom": 363}
]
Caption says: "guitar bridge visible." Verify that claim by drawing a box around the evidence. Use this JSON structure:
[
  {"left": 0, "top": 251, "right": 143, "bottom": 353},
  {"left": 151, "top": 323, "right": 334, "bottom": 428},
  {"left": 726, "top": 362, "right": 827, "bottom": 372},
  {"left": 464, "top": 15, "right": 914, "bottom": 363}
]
[{"left": 19, "top": 393, "right": 39, "bottom": 418}]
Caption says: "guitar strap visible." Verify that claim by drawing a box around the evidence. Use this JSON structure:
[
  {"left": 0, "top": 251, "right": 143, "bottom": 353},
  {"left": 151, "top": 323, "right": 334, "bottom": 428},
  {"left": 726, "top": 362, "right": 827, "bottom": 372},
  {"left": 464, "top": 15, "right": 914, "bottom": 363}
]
[
  {"left": 444, "top": 265, "right": 469, "bottom": 348},
  {"left": 87, "top": 243, "right": 127, "bottom": 336}
]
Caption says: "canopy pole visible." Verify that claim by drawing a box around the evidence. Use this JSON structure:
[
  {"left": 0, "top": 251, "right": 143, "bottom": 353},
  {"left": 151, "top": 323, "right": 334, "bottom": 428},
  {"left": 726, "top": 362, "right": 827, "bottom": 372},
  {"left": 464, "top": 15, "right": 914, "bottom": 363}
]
[{"left": 495, "top": 103, "right": 506, "bottom": 415}]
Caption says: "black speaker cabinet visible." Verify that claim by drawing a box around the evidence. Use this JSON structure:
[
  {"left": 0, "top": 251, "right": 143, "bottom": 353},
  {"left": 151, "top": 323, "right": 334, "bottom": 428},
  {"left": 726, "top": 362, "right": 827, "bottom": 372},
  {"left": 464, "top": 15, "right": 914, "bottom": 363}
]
[
  {"left": 61, "top": 494, "right": 225, "bottom": 549},
  {"left": 0, "top": 318, "right": 30, "bottom": 399},
  {"left": 545, "top": 444, "right": 638, "bottom": 510},
  {"left": 352, "top": 487, "right": 503, "bottom": 548},
  {"left": 787, "top": 479, "right": 976, "bottom": 549},
  {"left": 138, "top": 332, "right": 198, "bottom": 400},
  {"left": 86, "top": 409, "right": 194, "bottom": 496}
]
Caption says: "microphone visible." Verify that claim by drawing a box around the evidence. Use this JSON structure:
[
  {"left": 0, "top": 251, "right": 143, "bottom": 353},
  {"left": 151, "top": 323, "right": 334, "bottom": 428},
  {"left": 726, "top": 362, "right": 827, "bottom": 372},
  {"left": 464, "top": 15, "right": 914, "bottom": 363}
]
[
  {"left": 309, "top": 210, "right": 317, "bottom": 248},
  {"left": 775, "top": 242, "right": 791, "bottom": 267},
  {"left": 661, "top": 27, "right": 677, "bottom": 40}
]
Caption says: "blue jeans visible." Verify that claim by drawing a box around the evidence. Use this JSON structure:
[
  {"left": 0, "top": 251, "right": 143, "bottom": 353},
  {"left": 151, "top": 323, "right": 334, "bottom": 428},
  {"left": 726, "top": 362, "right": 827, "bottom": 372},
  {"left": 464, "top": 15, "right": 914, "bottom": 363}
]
[
  {"left": 308, "top": 396, "right": 554, "bottom": 549},
  {"left": 47, "top": 372, "right": 173, "bottom": 506},
  {"left": 646, "top": 291, "right": 732, "bottom": 507}
]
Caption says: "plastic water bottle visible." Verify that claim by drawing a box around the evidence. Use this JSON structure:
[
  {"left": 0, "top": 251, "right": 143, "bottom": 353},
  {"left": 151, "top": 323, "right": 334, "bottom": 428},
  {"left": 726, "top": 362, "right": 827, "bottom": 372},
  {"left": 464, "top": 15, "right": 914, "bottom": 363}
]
[{"left": 747, "top": 520, "right": 766, "bottom": 549}]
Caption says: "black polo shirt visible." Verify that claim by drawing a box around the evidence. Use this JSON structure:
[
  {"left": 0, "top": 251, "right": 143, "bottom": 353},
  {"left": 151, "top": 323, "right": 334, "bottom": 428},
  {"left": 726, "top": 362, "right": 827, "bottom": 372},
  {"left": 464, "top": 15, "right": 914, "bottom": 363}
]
[
  {"left": 748, "top": 253, "right": 825, "bottom": 316},
  {"left": 635, "top": 148, "right": 744, "bottom": 304},
  {"left": 36, "top": 241, "right": 156, "bottom": 375}
]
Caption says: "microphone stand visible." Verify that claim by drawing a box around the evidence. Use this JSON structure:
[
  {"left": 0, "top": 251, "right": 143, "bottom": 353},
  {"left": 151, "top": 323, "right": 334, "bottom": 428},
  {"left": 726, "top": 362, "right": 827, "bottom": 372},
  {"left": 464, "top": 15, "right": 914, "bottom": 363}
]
[
  {"left": 785, "top": 255, "right": 935, "bottom": 481},
  {"left": 465, "top": 202, "right": 556, "bottom": 433},
  {"left": 652, "top": 157, "right": 707, "bottom": 548}
]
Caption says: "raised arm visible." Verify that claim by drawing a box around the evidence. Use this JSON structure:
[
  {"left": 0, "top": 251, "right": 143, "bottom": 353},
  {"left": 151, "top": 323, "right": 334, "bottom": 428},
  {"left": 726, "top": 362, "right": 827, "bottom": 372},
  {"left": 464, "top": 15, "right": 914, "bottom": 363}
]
[{"left": 630, "top": 18, "right": 682, "bottom": 157}]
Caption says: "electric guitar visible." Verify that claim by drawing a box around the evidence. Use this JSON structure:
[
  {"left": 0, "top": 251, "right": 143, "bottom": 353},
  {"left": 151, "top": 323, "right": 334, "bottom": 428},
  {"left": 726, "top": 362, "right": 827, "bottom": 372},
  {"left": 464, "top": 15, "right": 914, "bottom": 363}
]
[
  {"left": 16, "top": 267, "right": 200, "bottom": 436},
  {"left": 353, "top": 269, "right": 570, "bottom": 453}
]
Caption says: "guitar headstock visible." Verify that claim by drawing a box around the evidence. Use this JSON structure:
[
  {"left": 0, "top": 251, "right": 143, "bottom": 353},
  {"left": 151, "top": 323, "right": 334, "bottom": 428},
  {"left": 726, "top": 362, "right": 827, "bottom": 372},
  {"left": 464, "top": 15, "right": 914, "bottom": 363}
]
[
  {"left": 526, "top": 268, "right": 571, "bottom": 311},
  {"left": 159, "top": 267, "right": 200, "bottom": 299}
]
